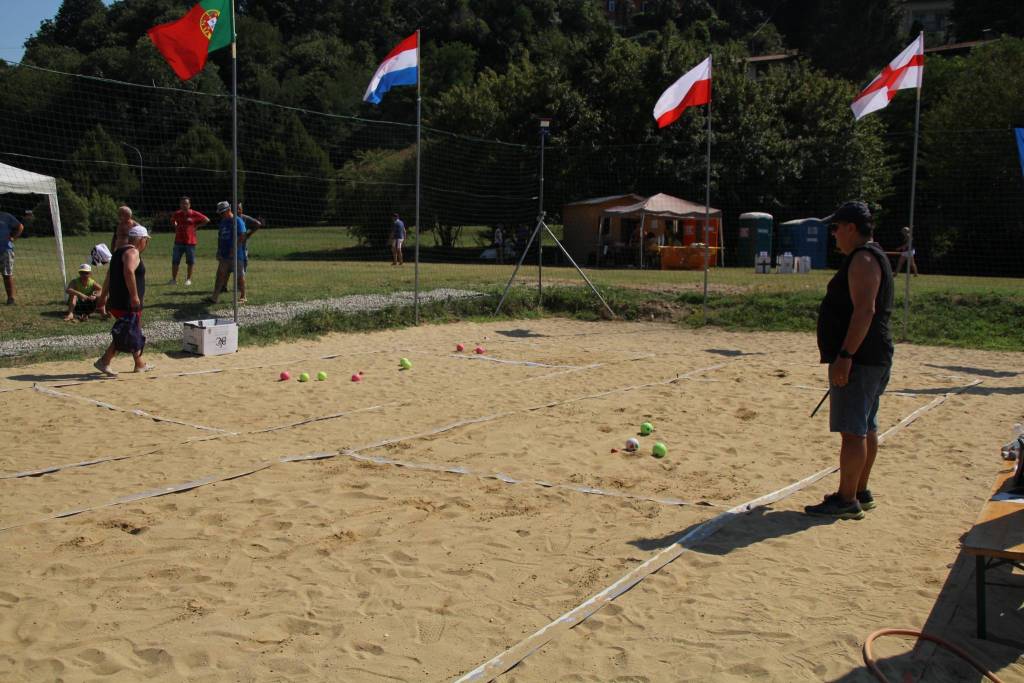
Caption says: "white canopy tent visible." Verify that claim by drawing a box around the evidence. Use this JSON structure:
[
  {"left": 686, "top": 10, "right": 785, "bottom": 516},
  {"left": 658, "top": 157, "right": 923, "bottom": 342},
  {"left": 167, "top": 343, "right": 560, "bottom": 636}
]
[
  {"left": 0, "top": 162, "right": 68, "bottom": 286},
  {"left": 601, "top": 193, "right": 723, "bottom": 268}
]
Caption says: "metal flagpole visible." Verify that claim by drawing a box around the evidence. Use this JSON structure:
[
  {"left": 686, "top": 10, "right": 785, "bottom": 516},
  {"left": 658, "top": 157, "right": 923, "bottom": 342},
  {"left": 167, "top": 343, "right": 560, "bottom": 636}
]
[
  {"left": 903, "top": 32, "right": 923, "bottom": 340},
  {"left": 230, "top": 0, "right": 239, "bottom": 325},
  {"left": 414, "top": 29, "right": 422, "bottom": 325},
  {"left": 537, "top": 120, "right": 547, "bottom": 308},
  {"left": 702, "top": 57, "right": 712, "bottom": 319},
  {"left": 637, "top": 213, "right": 646, "bottom": 269}
]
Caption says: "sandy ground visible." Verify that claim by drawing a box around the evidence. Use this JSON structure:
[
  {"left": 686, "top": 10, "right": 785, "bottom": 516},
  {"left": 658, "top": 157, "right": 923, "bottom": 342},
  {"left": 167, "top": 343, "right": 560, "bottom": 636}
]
[{"left": 0, "top": 318, "right": 1021, "bottom": 682}]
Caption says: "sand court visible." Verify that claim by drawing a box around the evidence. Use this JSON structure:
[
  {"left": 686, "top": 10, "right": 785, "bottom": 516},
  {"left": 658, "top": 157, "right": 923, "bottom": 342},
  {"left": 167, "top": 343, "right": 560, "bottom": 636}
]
[{"left": 1, "top": 319, "right": 1022, "bottom": 681}]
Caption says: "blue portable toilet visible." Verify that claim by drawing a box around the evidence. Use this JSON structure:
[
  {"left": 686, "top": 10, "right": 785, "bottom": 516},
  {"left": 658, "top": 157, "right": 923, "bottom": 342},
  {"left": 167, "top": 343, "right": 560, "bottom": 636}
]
[{"left": 779, "top": 218, "right": 828, "bottom": 269}]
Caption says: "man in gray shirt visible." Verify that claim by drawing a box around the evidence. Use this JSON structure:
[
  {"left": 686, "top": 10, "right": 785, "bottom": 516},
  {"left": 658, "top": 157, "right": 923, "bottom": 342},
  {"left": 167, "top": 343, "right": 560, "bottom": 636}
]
[
  {"left": 0, "top": 209, "right": 25, "bottom": 305},
  {"left": 390, "top": 212, "right": 406, "bottom": 266}
]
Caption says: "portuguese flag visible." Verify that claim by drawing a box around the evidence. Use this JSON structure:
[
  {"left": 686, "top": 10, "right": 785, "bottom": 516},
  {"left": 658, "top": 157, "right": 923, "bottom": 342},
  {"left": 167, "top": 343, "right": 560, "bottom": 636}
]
[{"left": 147, "top": 0, "right": 234, "bottom": 81}]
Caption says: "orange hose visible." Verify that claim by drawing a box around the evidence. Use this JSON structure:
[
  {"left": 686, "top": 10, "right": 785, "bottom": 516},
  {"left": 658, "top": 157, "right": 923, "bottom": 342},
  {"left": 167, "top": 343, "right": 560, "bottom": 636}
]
[{"left": 862, "top": 628, "right": 1004, "bottom": 683}]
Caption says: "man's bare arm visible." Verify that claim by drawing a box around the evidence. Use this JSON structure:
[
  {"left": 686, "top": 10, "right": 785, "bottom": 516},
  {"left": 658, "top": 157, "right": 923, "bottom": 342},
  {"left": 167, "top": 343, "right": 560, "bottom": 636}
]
[{"left": 842, "top": 251, "right": 882, "bottom": 355}]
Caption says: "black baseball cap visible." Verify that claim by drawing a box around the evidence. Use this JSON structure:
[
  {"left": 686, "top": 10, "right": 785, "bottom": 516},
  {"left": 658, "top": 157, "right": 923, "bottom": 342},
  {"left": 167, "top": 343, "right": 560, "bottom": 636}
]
[{"left": 823, "top": 200, "right": 872, "bottom": 231}]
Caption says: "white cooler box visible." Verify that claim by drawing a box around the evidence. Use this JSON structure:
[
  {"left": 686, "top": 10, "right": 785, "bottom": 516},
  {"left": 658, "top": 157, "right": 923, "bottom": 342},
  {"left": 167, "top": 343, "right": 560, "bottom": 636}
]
[{"left": 183, "top": 319, "right": 238, "bottom": 356}]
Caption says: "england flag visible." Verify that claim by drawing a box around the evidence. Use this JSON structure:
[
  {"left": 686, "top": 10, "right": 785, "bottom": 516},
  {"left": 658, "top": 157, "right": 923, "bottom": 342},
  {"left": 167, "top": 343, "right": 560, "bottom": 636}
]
[{"left": 851, "top": 34, "right": 924, "bottom": 120}]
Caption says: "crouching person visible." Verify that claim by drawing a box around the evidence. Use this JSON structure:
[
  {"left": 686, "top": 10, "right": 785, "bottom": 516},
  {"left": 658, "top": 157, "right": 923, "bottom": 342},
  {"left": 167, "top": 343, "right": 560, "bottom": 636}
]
[{"left": 64, "top": 263, "right": 102, "bottom": 321}]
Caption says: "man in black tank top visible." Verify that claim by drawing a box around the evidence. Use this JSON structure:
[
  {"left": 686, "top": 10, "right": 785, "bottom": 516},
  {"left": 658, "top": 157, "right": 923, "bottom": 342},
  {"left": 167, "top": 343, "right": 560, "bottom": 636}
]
[
  {"left": 806, "top": 201, "right": 894, "bottom": 521},
  {"left": 94, "top": 225, "right": 154, "bottom": 377}
]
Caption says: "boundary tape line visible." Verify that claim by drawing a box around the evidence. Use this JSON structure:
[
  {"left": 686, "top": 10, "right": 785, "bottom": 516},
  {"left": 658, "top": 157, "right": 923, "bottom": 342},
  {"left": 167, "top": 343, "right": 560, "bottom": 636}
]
[
  {"left": 3, "top": 360, "right": 731, "bottom": 481},
  {"left": 33, "top": 384, "right": 234, "bottom": 434},
  {"left": 875, "top": 380, "right": 980, "bottom": 442},
  {"left": 518, "top": 353, "right": 658, "bottom": 384},
  {"left": 0, "top": 445, "right": 717, "bottom": 533},
  {"left": 0, "top": 323, "right": 743, "bottom": 395},
  {"left": 455, "top": 465, "right": 839, "bottom": 683},
  {"left": 346, "top": 361, "right": 732, "bottom": 454},
  {"left": 0, "top": 361, "right": 734, "bottom": 529},
  {"left": 249, "top": 403, "right": 395, "bottom": 435},
  {"left": 0, "top": 462, "right": 275, "bottom": 531},
  {"left": 454, "top": 379, "right": 983, "bottom": 682},
  {"left": 0, "top": 434, "right": 226, "bottom": 480},
  {"left": 448, "top": 354, "right": 582, "bottom": 369},
  {"left": 285, "top": 450, "right": 720, "bottom": 508},
  {"left": 789, "top": 383, "right": 922, "bottom": 398},
  {"left": 0, "top": 404, "right": 393, "bottom": 480},
  {"left": 0, "top": 345, "right": 420, "bottom": 394}
]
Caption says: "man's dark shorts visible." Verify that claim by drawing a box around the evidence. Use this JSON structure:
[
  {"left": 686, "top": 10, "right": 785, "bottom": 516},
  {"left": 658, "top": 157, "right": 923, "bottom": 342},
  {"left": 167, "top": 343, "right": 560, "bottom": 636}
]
[
  {"left": 830, "top": 363, "right": 891, "bottom": 436},
  {"left": 74, "top": 298, "right": 97, "bottom": 317},
  {"left": 172, "top": 243, "right": 196, "bottom": 266}
]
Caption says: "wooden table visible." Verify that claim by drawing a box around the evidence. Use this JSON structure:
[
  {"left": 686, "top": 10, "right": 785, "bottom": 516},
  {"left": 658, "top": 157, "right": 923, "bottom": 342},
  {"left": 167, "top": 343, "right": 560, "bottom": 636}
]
[{"left": 961, "top": 465, "right": 1024, "bottom": 639}]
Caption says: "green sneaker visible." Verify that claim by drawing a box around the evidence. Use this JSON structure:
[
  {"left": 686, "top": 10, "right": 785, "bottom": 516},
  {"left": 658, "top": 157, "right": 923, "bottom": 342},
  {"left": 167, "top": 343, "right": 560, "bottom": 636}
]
[{"left": 805, "top": 494, "right": 865, "bottom": 520}]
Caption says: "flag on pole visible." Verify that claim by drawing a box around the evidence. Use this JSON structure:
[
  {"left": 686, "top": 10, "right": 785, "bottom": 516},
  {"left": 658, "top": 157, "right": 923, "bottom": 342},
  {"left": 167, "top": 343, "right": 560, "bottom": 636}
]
[
  {"left": 364, "top": 33, "right": 419, "bottom": 105},
  {"left": 652, "top": 56, "right": 712, "bottom": 129},
  {"left": 147, "top": 0, "right": 233, "bottom": 81},
  {"left": 851, "top": 35, "right": 924, "bottom": 120},
  {"left": 1015, "top": 127, "right": 1024, "bottom": 180}
]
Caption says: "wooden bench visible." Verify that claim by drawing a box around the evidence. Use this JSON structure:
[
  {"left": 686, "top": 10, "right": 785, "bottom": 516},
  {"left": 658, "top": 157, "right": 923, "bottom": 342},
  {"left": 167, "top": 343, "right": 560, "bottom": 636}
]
[{"left": 961, "top": 464, "right": 1024, "bottom": 639}]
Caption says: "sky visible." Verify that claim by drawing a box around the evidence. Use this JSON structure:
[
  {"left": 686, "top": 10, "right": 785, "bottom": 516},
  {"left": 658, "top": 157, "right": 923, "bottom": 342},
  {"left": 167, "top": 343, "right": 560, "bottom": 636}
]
[{"left": 0, "top": 0, "right": 114, "bottom": 63}]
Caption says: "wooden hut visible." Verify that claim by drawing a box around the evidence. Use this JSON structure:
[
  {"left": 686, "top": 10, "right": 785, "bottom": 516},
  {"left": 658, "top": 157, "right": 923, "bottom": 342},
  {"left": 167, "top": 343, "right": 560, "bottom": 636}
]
[{"left": 560, "top": 194, "right": 644, "bottom": 266}]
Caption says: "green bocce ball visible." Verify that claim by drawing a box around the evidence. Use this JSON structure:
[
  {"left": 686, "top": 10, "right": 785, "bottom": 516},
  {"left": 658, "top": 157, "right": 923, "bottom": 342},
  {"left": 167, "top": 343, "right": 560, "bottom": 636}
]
[{"left": 652, "top": 442, "right": 668, "bottom": 459}]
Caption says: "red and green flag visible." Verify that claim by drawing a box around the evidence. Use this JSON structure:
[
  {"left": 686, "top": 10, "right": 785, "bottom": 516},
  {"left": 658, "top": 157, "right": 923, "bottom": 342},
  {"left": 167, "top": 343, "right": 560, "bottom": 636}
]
[{"left": 147, "top": 0, "right": 234, "bottom": 81}]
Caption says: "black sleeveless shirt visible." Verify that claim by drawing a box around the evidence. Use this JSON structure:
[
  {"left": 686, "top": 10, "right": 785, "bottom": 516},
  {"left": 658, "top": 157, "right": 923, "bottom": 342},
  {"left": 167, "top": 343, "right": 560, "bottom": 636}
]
[
  {"left": 107, "top": 245, "right": 146, "bottom": 310},
  {"left": 816, "top": 242, "right": 893, "bottom": 366}
]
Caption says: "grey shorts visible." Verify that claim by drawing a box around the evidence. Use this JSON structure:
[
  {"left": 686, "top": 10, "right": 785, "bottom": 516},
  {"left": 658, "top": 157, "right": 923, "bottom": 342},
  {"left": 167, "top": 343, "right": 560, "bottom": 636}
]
[
  {"left": 0, "top": 250, "right": 12, "bottom": 277},
  {"left": 830, "top": 363, "right": 891, "bottom": 436},
  {"left": 218, "top": 256, "right": 246, "bottom": 276}
]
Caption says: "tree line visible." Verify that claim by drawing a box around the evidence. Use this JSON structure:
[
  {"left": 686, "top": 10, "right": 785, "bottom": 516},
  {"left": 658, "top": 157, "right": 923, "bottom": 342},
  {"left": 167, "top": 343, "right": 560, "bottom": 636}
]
[{"left": 0, "top": 0, "right": 1022, "bottom": 274}]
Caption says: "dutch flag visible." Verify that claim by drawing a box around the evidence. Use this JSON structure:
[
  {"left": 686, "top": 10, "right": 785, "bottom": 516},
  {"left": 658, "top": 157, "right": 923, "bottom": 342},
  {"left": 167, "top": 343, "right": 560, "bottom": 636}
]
[{"left": 364, "top": 32, "right": 419, "bottom": 105}]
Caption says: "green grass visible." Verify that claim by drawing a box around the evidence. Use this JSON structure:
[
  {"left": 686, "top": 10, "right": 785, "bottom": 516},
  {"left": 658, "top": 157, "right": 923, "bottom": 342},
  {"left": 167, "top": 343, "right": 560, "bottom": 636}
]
[
  {"left": 3, "top": 226, "right": 1022, "bottom": 354},
  {"left": 671, "top": 289, "right": 1024, "bottom": 351}
]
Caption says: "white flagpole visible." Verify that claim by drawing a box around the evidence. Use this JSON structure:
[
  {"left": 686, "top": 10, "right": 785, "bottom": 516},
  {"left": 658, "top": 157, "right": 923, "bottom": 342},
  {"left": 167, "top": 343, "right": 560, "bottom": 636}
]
[
  {"left": 230, "top": 0, "right": 239, "bottom": 325},
  {"left": 903, "top": 32, "right": 923, "bottom": 340},
  {"left": 702, "top": 56, "right": 712, "bottom": 319},
  {"left": 413, "top": 29, "right": 422, "bottom": 325}
]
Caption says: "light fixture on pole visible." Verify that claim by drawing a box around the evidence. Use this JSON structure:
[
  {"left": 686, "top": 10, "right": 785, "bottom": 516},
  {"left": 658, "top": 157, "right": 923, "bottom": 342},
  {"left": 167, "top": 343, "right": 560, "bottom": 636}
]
[
  {"left": 537, "top": 117, "right": 551, "bottom": 306},
  {"left": 495, "top": 117, "right": 614, "bottom": 319},
  {"left": 119, "top": 141, "right": 144, "bottom": 214}
]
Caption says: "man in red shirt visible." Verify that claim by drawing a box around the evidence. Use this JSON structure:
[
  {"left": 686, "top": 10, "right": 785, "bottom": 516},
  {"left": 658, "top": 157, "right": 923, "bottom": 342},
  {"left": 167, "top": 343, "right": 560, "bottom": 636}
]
[{"left": 169, "top": 196, "right": 209, "bottom": 286}]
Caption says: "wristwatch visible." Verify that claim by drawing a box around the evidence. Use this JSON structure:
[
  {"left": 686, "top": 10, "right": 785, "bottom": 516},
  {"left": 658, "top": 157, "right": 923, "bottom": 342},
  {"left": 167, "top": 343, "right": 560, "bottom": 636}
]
[{"left": 838, "top": 348, "right": 853, "bottom": 359}]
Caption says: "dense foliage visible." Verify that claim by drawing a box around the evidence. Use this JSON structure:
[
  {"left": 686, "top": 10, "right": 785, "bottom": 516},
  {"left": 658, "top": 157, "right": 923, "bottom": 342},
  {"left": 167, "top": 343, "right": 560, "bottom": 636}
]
[{"left": 1, "top": 0, "right": 1022, "bottom": 273}]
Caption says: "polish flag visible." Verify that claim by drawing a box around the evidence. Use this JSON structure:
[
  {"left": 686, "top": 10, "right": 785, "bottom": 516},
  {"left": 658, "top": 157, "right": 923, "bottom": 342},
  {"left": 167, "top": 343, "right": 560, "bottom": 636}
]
[
  {"left": 653, "top": 56, "right": 712, "bottom": 129},
  {"left": 851, "top": 34, "right": 924, "bottom": 120}
]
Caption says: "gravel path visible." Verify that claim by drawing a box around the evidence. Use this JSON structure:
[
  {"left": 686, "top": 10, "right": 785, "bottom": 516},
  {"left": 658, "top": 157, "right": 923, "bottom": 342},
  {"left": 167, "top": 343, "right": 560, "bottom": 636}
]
[{"left": 0, "top": 289, "right": 484, "bottom": 358}]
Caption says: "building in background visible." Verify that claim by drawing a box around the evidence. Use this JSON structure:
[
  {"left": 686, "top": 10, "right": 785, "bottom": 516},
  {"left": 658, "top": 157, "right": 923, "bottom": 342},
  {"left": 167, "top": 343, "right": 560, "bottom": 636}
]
[
  {"left": 601, "top": 0, "right": 645, "bottom": 28},
  {"left": 744, "top": 50, "right": 800, "bottom": 79},
  {"left": 901, "top": 0, "right": 955, "bottom": 43}
]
